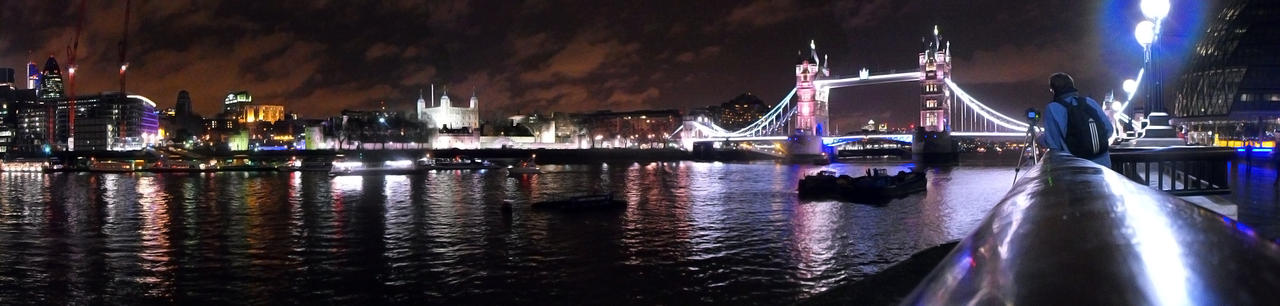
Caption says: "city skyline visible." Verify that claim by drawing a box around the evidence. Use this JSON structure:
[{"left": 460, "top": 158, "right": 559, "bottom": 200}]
[{"left": 1, "top": 0, "right": 1217, "bottom": 127}]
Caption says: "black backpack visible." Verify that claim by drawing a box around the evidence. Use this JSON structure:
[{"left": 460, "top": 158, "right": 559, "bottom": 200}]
[{"left": 1052, "top": 96, "right": 1109, "bottom": 159}]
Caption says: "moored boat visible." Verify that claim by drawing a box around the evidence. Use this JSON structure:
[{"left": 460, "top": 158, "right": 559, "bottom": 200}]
[
  {"left": 798, "top": 168, "right": 926, "bottom": 203},
  {"left": 506, "top": 160, "right": 541, "bottom": 175},
  {"left": 422, "top": 157, "right": 502, "bottom": 170},
  {"left": 532, "top": 193, "right": 626, "bottom": 211},
  {"left": 330, "top": 159, "right": 419, "bottom": 176},
  {"left": 144, "top": 160, "right": 204, "bottom": 173},
  {"left": 88, "top": 161, "right": 137, "bottom": 173}
]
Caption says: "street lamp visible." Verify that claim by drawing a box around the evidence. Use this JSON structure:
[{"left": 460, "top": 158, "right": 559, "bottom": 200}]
[
  {"left": 1134, "top": 19, "right": 1158, "bottom": 115},
  {"left": 1122, "top": 79, "right": 1139, "bottom": 98},
  {"left": 1134, "top": 21, "right": 1156, "bottom": 49},
  {"left": 1140, "top": 0, "right": 1171, "bottom": 21},
  {"left": 1129, "top": 0, "right": 1171, "bottom": 139}
]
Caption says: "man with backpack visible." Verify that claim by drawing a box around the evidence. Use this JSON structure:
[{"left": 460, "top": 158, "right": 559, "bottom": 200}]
[{"left": 1043, "top": 72, "right": 1114, "bottom": 167}]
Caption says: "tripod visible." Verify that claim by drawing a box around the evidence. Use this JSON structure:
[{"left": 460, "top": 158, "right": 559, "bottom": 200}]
[{"left": 1013, "top": 115, "right": 1040, "bottom": 186}]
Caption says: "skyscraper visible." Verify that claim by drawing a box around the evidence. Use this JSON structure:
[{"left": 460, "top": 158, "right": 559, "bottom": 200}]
[
  {"left": 175, "top": 90, "right": 193, "bottom": 119},
  {"left": 223, "top": 90, "right": 252, "bottom": 114},
  {"left": 26, "top": 62, "right": 39, "bottom": 91},
  {"left": 38, "top": 56, "right": 64, "bottom": 100}
]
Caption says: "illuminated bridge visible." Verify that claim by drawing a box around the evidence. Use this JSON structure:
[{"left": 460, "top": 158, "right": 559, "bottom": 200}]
[{"left": 675, "top": 26, "right": 1149, "bottom": 160}]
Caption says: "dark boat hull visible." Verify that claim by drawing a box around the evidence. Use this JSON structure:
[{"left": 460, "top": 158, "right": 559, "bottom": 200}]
[
  {"left": 798, "top": 172, "right": 926, "bottom": 204},
  {"left": 532, "top": 195, "right": 626, "bottom": 211}
]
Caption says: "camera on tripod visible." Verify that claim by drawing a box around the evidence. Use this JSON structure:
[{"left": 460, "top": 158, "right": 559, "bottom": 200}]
[{"left": 1025, "top": 108, "right": 1041, "bottom": 124}]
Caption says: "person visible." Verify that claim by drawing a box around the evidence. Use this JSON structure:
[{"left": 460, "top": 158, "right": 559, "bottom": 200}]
[{"left": 1043, "top": 72, "right": 1114, "bottom": 167}]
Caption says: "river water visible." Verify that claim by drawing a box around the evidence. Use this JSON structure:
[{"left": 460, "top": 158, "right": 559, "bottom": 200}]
[{"left": 0, "top": 154, "right": 1273, "bottom": 304}]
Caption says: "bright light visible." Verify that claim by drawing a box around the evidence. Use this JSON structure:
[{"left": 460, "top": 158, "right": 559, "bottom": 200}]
[
  {"left": 1140, "top": 0, "right": 1171, "bottom": 20},
  {"left": 334, "top": 161, "right": 363, "bottom": 169},
  {"left": 1135, "top": 20, "right": 1156, "bottom": 46},
  {"left": 1111, "top": 101, "right": 1123, "bottom": 111},
  {"left": 1122, "top": 79, "right": 1139, "bottom": 97},
  {"left": 120, "top": 63, "right": 129, "bottom": 73},
  {"left": 384, "top": 160, "right": 413, "bottom": 168},
  {"left": 67, "top": 66, "right": 77, "bottom": 75},
  {"left": 378, "top": 117, "right": 386, "bottom": 124}
]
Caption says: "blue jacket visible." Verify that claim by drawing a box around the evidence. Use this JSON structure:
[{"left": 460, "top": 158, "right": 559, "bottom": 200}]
[{"left": 1043, "top": 91, "right": 1113, "bottom": 167}]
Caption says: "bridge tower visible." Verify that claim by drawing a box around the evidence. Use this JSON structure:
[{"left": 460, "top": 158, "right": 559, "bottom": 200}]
[
  {"left": 919, "top": 25, "right": 952, "bottom": 132},
  {"left": 787, "top": 41, "right": 830, "bottom": 162},
  {"left": 912, "top": 26, "right": 958, "bottom": 162}
]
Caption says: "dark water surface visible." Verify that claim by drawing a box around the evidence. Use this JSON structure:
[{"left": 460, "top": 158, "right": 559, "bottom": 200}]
[{"left": 0, "top": 156, "right": 1273, "bottom": 304}]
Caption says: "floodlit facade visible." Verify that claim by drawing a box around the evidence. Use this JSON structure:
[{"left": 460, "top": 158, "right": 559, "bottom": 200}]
[
  {"left": 919, "top": 28, "right": 952, "bottom": 132},
  {"left": 223, "top": 91, "right": 252, "bottom": 114},
  {"left": 243, "top": 105, "right": 285, "bottom": 123},
  {"left": 420, "top": 90, "right": 479, "bottom": 130}
]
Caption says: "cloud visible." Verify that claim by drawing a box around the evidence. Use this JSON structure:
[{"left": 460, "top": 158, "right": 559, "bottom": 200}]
[
  {"left": 725, "top": 0, "right": 803, "bottom": 28},
  {"left": 293, "top": 84, "right": 397, "bottom": 115},
  {"left": 522, "top": 83, "right": 593, "bottom": 112},
  {"left": 518, "top": 32, "right": 639, "bottom": 83},
  {"left": 832, "top": 0, "right": 917, "bottom": 29},
  {"left": 364, "top": 43, "right": 400, "bottom": 60},
  {"left": 508, "top": 33, "right": 554, "bottom": 63},
  {"left": 605, "top": 87, "right": 660, "bottom": 108},
  {"left": 675, "top": 46, "right": 723, "bottom": 63},
  {"left": 399, "top": 66, "right": 439, "bottom": 87},
  {"left": 951, "top": 41, "right": 1099, "bottom": 85}
]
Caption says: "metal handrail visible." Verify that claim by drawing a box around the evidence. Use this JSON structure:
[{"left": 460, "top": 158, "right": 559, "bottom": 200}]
[
  {"left": 902, "top": 153, "right": 1280, "bottom": 305},
  {"left": 1110, "top": 146, "right": 1236, "bottom": 196}
]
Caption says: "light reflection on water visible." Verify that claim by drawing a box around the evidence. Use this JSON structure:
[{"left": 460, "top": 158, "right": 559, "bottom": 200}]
[{"left": 0, "top": 158, "right": 1038, "bottom": 304}]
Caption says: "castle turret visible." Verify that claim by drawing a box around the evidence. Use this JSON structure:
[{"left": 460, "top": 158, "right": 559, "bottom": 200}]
[
  {"left": 439, "top": 87, "right": 451, "bottom": 108},
  {"left": 416, "top": 89, "right": 427, "bottom": 119},
  {"left": 469, "top": 91, "right": 477, "bottom": 109}
]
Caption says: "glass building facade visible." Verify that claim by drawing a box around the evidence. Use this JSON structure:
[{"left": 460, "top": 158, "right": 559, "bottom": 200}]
[{"left": 1175, "top": 0, "right": 1280, "bottom": 144}]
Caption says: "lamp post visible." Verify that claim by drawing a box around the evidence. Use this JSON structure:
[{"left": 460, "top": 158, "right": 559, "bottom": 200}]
[
  {"left": 1134, "top": 0, "right": 1170, "bottom": 115},
  {"left": 1135, "top": 20, "right": 1156, "bottom": 114}
]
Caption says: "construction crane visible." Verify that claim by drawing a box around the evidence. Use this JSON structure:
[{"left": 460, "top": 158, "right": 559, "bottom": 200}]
[
  {"left": 119, "top": 0, "right": 131, "bottom": 94},
  {"left": 64, "top": 0, "right": 87, "bottom": 150}
]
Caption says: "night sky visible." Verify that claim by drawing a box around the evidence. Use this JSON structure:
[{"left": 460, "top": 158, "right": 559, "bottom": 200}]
[{"left": 1, "top": 0, "right": 1219, "bottom": 130}]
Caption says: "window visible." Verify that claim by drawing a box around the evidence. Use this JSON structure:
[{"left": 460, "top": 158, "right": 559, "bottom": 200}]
[
  {"left": 1240, "top": 93, "right": 1253, "bottom": 101},
  {"left": 1269, "top": 94, "right": 1280, "bottom": 102},
  {"left": 925, "top": 99, "right": 938, "bottom": 108}
]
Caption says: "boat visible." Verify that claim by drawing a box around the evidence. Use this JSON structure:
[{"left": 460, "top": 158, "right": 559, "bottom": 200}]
[
  {"left": 506, "top": 160, "right": 541, "bottom": 175},
  {"left": 531, "top": 193, "right": 627, "bottom": 211},
  {"left": 0, "top": 160, "right": 52, "bottom": 173},
  {"left": 422, "top": 157, "right": 502, "bottom": 171},
  {"left": 280, "top": 157, "right": 334, "bottom": 172},
  {"left": 143, "top": 160, "right": 204, "bottom": 173},
  {"left": 797, "top": 168, "right": 926, "bottom": 203},
  {"left": 329, "top": 159, "right": 419, "bottom": 176},
  {"left": 88, "top": 161, "right": 136, "bottom": 173}
]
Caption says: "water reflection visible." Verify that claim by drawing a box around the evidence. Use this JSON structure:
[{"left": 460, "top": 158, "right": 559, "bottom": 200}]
[{"left": 0, "top": 159, "right": 1029, "bottom": 304}]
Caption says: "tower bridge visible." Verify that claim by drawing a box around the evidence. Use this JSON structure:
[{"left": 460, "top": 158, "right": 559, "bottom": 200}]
[{"left": 681, "top": 26, "right": 1034, "bottom": 161}]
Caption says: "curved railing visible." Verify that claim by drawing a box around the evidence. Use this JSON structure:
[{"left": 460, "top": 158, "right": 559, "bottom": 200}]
[{"left": 902, "top": 153, "right": 1280, "bottom": 305}]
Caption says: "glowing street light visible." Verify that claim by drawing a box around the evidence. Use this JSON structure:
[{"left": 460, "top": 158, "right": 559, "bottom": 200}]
[
  {"left": 1134, "top": 20, "right": 1156, "bottom": 47},
  {"left": 1140, "top": 0, "right": 1171, "bottom": 20},
  {"left": 1122, "top": 79, "right": 1139, "bottom": 97}
]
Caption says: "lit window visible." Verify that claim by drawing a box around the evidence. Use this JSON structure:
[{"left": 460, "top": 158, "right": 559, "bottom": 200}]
[
  {"left": 1270, "top": 94, "right": 1280, "bottom": 102},
  {"left": 1240, "top": 93, "right": 1253, "bottom": 101}
]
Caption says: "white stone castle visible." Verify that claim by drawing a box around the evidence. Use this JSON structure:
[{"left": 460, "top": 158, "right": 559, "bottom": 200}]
[{"left": 416, "top": 85, "right": 478, "bottom": 131}]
